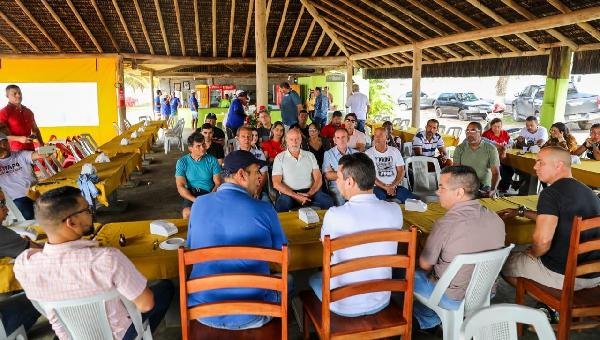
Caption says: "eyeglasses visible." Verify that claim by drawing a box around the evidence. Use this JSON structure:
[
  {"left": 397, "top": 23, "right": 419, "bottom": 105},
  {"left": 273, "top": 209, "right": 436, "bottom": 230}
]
[
  {"left": 465, "top": 129, "right": 481, "bottom": 133},
  {"left": 62, "top": 206, "right": 93, "bottom": 222}
]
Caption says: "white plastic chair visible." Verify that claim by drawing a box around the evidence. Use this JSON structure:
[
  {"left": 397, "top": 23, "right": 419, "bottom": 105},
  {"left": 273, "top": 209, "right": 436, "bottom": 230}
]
[
  {"left": 79, "top": 134, "right": 99, "bottom": 152},
  {"left": 0, "top": 321, "right": 27, "bottom": 340},
  {"left": 33, "top": 289, "right": 152, "bottom": 340},
  {"left": 446, "top": 127, "right": 463, "bottom": 139},
  {"left": 1, "top": 192, "right": 34, "bottom": 226},
  {"left": 138, "top": 115, "right": 152, "bottom": 122},
  {"left": 164, "top": 118, "right": 185, "bottom": 154},
  {"left": 459, "top": 304, "right": 556, "bottom": 340},
  {"left": 438, "top": 125, "right": 447, "bottom": 134},
  {"left": 402, "top": 141, "right": 413, "bottom": 158},
  {"left": 414, "top": 244, "right": 515, "bottom": 340},
  {"left": 404, "top": 156, "right": 440, "bottom": 202}
]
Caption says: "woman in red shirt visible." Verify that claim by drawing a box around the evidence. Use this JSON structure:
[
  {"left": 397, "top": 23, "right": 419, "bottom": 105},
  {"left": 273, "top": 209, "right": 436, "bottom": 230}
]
[
  {"left": 482, "top": 118, "right": 513, "bottom": 193},
  {"left": 261, "top": 121, "right": 286, "bottom": 163}
]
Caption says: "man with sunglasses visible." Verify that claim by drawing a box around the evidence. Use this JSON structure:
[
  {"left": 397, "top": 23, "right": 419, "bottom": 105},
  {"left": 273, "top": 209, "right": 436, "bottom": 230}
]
[
  {"left": 14, "top": 186, "right": 174, "bottom": 340},
  {"left": 344, "top": 113, "right": 366, "bottom": 152}
]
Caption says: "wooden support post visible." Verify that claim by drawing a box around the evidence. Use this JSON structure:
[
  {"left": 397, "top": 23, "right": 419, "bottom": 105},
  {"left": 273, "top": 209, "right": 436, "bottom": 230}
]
[
  {"left": 411, "top": 47, "right": 422, "bottom": 128},
  {"left": 116, "top": 56, "right": 126, "bottom": 133},
  {"left": 255, "top": 0, "right": 268, "bottom": 108},
  {"left": 540, "top": 46, "right": 573, "bottom": 129},
  {"left": 149, "top": 69, "right": 155, "bottom": 118},
  {"left": 346, "top": 58, "right": 353, "bottom": 101}
]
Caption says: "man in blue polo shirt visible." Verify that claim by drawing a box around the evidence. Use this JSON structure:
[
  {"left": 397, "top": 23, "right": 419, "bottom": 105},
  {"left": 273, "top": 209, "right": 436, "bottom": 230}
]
[
  {"left": 186, "top": 150, "right": 287, "bottom": 330},
  {"left": 154, "top": 90, "right": 162, "bottom": 119},
  {"left": 175, "top": 132, "right": 222, "bottom": 218},
  {"left": 225, "top": 91, "right": 248, "bottom": 138},
  {"left": 279, "top": 82, "right": 302, "bottom": 129},
  {"left": 169, "top": 92, "right": 181, "bottom": 116},
  {"left": 160, "top": 94, "right": 171, "bottom": 120}
]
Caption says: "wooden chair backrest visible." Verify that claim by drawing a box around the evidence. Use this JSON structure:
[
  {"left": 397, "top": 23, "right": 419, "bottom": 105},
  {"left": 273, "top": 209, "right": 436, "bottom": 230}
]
[
  {"left": 178, "top": 245, "right": 288, "bottom": 340},
  {"left": 321, "top": 227, "right": 417, "bottom": 336}
]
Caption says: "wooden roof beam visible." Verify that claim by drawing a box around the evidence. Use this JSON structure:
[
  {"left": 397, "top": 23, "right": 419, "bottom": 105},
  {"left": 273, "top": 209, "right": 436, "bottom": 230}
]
[
  {"left": 271, "top": 0, "right": 289, "bottom": 57},
  {"left": 40, "top": 0, "right": 83, "bottom": 52},
  {"left": 228, "top": 0, "right": 236, "bottom": 57},
  {"left": 129, "top": 54, "right": 346, "bottom": 66},
  {"left": 265, "top": 0, "right": 273, "bottom": 22},
  {"left": 299, "top": 19, "right": 316, "bottom": 55},
  {"left": 66, "top": 0, "right": 102, "bottom": 52},
  {"left": 15, "top": 0, "right": 61, "bottom": 52},
  {"left": 242, "top": 0, "right": 253, "bottom": 57},
  {"left": 548, "top": 0, "right": 600, "bottom": 42},
  {"left": 174, "top": 0, "right": 186, "bottom": 55},
  {"left": 285, "top": 5, "right": 304, "bottom": 57},
  {"left": 107, "top": 0, "right": 136, "bottom": 53},
  {"left": 324, "top": 40, "right": 335, "bottom": 56},
  {"left": 153, "top": 0, "right": 170, "bottom": 55},
  {"left": 211, "top": 0, "right": 216, "bottom": 57},
  {"left": 311, "top": 31, "right": 326, "bottom": 57},
  {"left": 0, "top": 32, "right": 18, "bottom": 53},
  {"left": 132, "top": 0, "right": 154, "bottom": 54},
  {"left": 194, "top": 0, "right": 201, "bottom": 55},
  {"left": 350, "top": 5, "right": 600, "bottom": 60},
  {"left": 299, "top": 0, "right": 351, "bottom": 58},
  {"left": 339, "top": 0, "right": 413, "bottom": 42},
  {"left": 90, "top": 0, "right": 118, "bottom": 52},
  {"left": 0, "top": 9, "right": 39, "bottom": 52}
]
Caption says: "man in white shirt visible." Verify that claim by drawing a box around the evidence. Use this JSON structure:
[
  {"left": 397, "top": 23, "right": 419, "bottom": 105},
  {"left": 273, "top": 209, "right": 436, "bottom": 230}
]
[
  {"left": 344, "top": 113, "right": 366, "bottom": 152},
  {"left": 309, "top": 152, "right": 403, "bottom": 316},
  {"left": 345, "top": 84, "right": 370, "bottom": 133},
  {"left": 322, "top": 128, "right": 357, "bottom": 206},
  {"left": 516, "top": 116, "right": 548, "bottom": 147},
  {"left": 272, "top": 128, "right": 334, "bottom": 211},
  {"left": 366, "top": 128, "right": 417, "bottom": 203}
]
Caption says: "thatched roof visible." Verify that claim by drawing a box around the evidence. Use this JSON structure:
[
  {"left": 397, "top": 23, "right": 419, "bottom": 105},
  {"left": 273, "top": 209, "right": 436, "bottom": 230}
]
[{"left": 0, "top": 0, "right": 599, "bottom": 77}]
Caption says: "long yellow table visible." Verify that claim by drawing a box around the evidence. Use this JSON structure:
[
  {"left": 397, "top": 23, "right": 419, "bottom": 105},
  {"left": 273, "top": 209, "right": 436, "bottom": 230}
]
[
  {"left": 97, "top": 120, "right": 166, "bottom": 155},
  {"left": 503, "top": 150, "right": 599, "bottom": 187},
  {"left": 31, "top": 152, "right": 142, "bottom": 206}
]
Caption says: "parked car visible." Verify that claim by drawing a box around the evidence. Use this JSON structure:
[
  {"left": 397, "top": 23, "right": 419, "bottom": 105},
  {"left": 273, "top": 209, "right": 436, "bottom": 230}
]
[
  {"left": 397, "top": 91, "right": 436, "bottom": 110},
  {"left": 512, "top": 83, "right": 600, "bottom": 130},
  {"left": 433, "top": 92, "right": 500, "bottom": 121}
]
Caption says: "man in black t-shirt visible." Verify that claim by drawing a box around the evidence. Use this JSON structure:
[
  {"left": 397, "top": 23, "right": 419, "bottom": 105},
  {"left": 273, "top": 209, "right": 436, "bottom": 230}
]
[
  {"left": 204, "top": 112, "right": 225, "bottom": 145},
  {"left": 198, "top": 123, "right": 224, "bottom": 165},
  {"left": 499, "top": 146, "right": 600, "bottom": 290}
]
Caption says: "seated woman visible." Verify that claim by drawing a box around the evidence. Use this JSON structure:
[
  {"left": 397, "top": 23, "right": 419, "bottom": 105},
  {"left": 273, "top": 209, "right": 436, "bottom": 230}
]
[
  {"left": 302, "top": 123, "right": 331, "bottom": 169},
  {"left": 250, "top": 127, "right": 262, "bottom": 152},
  {"left": 482, "top": 118, "right": 513, "bottom": 193},
  {"left": 261, "top": 121, "right": 286, "bottom": 163},
  {"left": 543, "top": 122, "right": 578, "bottom": 152}
]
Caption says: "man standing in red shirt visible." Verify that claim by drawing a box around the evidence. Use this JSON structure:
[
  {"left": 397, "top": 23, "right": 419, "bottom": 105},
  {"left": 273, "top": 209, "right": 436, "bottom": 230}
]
[{"left": 0, "top": 85, "right": 44, "bottom": 151}]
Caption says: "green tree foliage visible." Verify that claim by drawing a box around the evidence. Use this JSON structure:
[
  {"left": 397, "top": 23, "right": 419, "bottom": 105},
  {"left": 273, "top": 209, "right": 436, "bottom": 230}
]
[{"left": 368, "top": 79, "right": 394, "bottom": 115}]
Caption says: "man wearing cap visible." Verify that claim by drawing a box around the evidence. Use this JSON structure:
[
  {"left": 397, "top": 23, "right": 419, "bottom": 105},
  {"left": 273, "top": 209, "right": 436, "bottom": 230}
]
[
  {"left": 189, "top": 91, "right": 199, "bottom": 130},
  {"left": 279, "top": 82, "right": 302, "bottom": 130},
  {"left": 187, "top": 150, "right": 287, "bottom": 330},
  {"left": 0, "top": 85, "right": 45, "bottom": 151},
  {"left": 225, "top": 91, "right": 248, "bottom": 138},
  {"left": 204, "top": 113, "right": 225, "bottom": 145},
  {"left": 0, "top": 132, "right": 40, "bottom": 219}
]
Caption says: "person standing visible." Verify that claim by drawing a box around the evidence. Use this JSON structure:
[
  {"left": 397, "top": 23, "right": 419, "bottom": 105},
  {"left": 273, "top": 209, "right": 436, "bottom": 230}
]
[
  {"left": 160, "top": 94, "right": 171, "bottom": 120},
  {"left": 0, "top": 85, "right": 44, "bottom": 151},
  {"left": 189, "top": 91, "right": 199, "bottom": 130},
  {"left": 279, "top": 82, "right": 302, "bottom": 130},
  {"left": 186, "top": 150, "right": 287, "bottom": 330},
  {"left": 345, "top": 84, "right": 370, "bottom": 133},
  {"left": 153, "top": 89, "right": 162, "bottom": 119},
  {"left": 225, "top": 91, "right": 248, "bottom": 138},
  {"left": 313, "top": 87, "right": 329, "bottom": 128},
  {"left": 170, "top": 92, "right": 181, "bottom": 116}
]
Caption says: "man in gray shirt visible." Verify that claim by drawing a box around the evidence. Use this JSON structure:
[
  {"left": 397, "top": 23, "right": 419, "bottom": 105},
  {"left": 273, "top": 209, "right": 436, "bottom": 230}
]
[{"left": 413, "top": 165, "right": 505, "bottom": 332}]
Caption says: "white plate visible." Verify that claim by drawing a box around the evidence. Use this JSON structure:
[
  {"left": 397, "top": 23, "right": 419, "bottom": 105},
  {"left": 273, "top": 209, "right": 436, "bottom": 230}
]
[{"left": 159, "top": 237, "right": 185, "bottom": 250}]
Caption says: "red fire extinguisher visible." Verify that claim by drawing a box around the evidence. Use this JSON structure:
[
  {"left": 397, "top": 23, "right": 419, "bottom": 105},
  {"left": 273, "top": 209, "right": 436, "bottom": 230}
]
[{"left": 118, "top": 84, "right": 125, "bottom": 108}]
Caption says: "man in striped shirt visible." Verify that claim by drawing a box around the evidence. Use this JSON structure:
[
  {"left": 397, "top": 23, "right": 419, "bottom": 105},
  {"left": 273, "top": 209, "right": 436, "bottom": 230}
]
[{"left": 412, "top": 119, "right": 452, "bottom": 168}]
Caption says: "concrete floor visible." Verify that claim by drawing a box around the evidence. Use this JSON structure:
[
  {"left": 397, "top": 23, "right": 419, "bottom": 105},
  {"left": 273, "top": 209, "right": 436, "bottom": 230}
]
[{"left": 27, "top": 128, "right": 600, "bottom": 339}]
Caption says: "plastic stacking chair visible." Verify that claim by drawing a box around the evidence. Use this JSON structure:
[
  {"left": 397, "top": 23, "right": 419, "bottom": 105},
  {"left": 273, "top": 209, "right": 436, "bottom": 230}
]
[
  {"left": 446, "top": 127, "right": 463, "bottom": 139},
  {"left": 164, "top": 119, "right": 185, "bottom": 154},
  {"left": 391, "top": 118, "right": 402, "bottom": 127},
  {"left": 124, "top": 119, "right": 132, "bottom": 130},
  {"left": 178, "top": 245, "right": 289, "bottom": 340},
  {"left": 404, "top": 156, "right": 441, "bottom": 202},
  {"left": 438, "top": 125, "right": 447, "bottom": 134},
  {"left": 459, "top": 304, "right": 555, "bottom": 340},
  {"left": 80, "top": 134, "right": 99, "bottom": 152},
  {"left": 138, "top": 115, "right": 152, "bottom": 122},
  {"left": 33, "top": 289, "right": 151, "bottom": 340},
  {"left": 112, "top": 122, "right": 121, "bottom": 135},
  {"left": 0, "top": 320, "right": 27, "bottom": 340},
  {"left": 413, "top": 244, "right": 515, "bottom": 340},
  {"left": 399, "top": 119, "right": 411, "bottom": 130},
  {"left": 402, "top": 141, "right": 413, "bottom": 158}
]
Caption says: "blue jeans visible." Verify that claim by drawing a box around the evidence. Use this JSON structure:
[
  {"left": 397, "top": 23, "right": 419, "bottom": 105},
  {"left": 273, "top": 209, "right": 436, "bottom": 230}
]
[
  {"left": 356, "top": 119, "right": 366, "bottom": 133},
  {"left": 0, "top": 292, "right": 40, "bottom": 335},
  {"left": 13, "top": 197, "right": 35, "bottom": 220},
  {"left": 373, "top": 186, "right": 416, "bottom": 203},
  {"left": 309, "top": 272, "right": 388, "bottom": 317},
  {"left": 123, "top": 280, "right": 175, "bottom": 340},
  {"left": 313, "top": 116, "right": 327, "bottom": 128},
  {"left": 413, "top": 270, "right": 462, "bottom": 329},
  {"left": 274, "top": 191, "right": 334, "bottom": 212}
]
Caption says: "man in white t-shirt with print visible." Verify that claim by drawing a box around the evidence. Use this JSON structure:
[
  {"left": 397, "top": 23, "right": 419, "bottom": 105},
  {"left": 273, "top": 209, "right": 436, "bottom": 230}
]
[
  {"left": 366, "top": 128, "right": 417, "bottom": 203},
  {"left": 516, "top": 116, "right": 548, "bottom": 147},
  {"left": 0, "top": 132, "right": 38, "bottom": 219},
  {"left": 344, "top": 113, "right": 366, "bottom": 152},
  {"left": 309, "top": 152, "right": 403, "bottom": 316}
]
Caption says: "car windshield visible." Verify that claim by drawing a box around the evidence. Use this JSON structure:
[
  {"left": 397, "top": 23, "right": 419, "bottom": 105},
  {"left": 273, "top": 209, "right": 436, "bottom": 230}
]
[{"left": 457, "top": 93, "right": 478, "bottom": 101}]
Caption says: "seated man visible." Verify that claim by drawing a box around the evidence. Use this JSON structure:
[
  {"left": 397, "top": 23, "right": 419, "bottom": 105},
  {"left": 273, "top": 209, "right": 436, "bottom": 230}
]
[
  {"left": 272, "top": 128, "right": 333, "bottom": 212},
  {"left": 515, "top": 115, "right": 548, "bottom": 148},
  {"left": 0, "top": 188, "right": 41, "bottom": 337},
  {"left": 187, "top": 151, "right": 287, "bottom": 330},
  {"left": 500, "top": 146, "right": 600, "bottom": 290},
  {"left": 573, "top": 123, "right": 600, "bottom": 160},
  {"left": 205, "top": 112, "right": 226, "bottom": 145},
  {"left": 236, "top": 127, "right": 270, "bottom": 202},
  {"left": 175, "top": 132, "right": 222, "bottom": 218},
  {"left": 14, "top": 186, "right": 174, "bottom": 340},
  {"left": 344, "top": 113, "right": 366, "bottom": 152},
  {"left": 414, "top": 166, "right": 505, "bottom": 332},
  {"left": 310, "top": 153, "right": 403, "bottom": 316},
  {"left": 322, "top": 128, "right": 356, "bottom": 206},
  {"left": 198, "top": 123, "right": 224, "bottom": 165},
  {"left": 453, "top": 122, "right": 500, "bottom": 197},
  {"left": 365, "top": 128, "right": 416, "bottom": 203},
  {"left": 320, "top": 111, "right": 344, "bottom": 144},
  {"left": 412, "top": 118, "right": 452, "bottom": 168},
  {"left": 296, "top": 109, "right": 310, "bottom": 138},
  {"left": 0, "top": 132, "right": 39, "bottom": 219}
]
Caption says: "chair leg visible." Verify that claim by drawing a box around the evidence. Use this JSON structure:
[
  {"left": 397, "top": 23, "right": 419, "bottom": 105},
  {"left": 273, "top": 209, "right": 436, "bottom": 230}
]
[
  {"left": 516, "top": 279, "right": 525, "bottom": 336},
  {"left": 557, "top": 309, "right": 572, "bottom": 340},
  {"left": 302, "top": 308, "right": 310, "bottom": 340}
]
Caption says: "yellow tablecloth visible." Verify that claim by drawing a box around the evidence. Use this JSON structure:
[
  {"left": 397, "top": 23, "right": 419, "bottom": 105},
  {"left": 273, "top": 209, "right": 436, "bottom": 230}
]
[
  {"left": 503, "top": 150, "right": 600, "bottom": 187},
  {"left": 366, "top": 122, "right": 459, "bottom": 147},
  {"left": 30, "top": 152, "right": 142, "bottom": 206}
]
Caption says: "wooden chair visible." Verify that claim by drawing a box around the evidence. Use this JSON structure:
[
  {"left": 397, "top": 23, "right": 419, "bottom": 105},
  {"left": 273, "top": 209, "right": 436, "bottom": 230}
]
[
  {"left": 516, "top": 215, "right": 600, "bottom": 340},
  {"left": 178, "top": 245, "right": 289, "bottom": 340},
  {"left": 301, "top": 227, "right": 417, "bottom": 339}
]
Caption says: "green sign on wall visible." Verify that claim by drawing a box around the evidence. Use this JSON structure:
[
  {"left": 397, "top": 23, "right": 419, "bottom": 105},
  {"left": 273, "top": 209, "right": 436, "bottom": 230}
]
[{"left": 326, "top": 74, "right": 346, "bottom": 82}]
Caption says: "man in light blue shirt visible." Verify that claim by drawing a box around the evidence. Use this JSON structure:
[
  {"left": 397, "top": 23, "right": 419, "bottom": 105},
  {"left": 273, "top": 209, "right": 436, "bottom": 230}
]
[{"left": 322, "top": 128, "right": 356, "bottom": 206}]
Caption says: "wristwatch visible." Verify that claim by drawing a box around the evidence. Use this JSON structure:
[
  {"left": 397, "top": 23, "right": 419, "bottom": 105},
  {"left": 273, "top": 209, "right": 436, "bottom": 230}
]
[{"left": 517, "top": 205, "right": 527, "bottom": 217}]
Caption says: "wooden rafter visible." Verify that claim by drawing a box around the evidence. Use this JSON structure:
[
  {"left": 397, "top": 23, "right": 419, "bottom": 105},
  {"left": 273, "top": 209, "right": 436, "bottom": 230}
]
[
  {"left": 0, "top": 32, "right": 18, "bottom": 53},
  {"left": 107, "top": 0, "right": 135, "bottom": 53},
  {"left": 360, "top": 0, "right": 426, "bottom": 39},
  {"left": 299, "top": 19, "right": 316, "bottom": 55},
  {"left": 548, "top": 0, "right": 600, "bottom": 42},
  {"left": 501, "top": 0, "right": 577, "bottom": 50},
  {"left": 332, "top": 27, "right": 374, "bottom": 53},
  {"left": 324, "top": 17, "right": 383, "bottom": 50},
  {"left": 90, "top": 0, "right": 118, "bottom": 52},
  {"left": 271, "top": 0, "right": 290, "bottom": 57},
  {"left": 66, "top": 0, "right": 102, "bottom": 52},
  {"left": 324, "top": 40, "right": 334, "bottom": 56},
  {"left": 153, "top": 0, "right": 170, "bottom": 55},
  {"left": 339, "top": 1, "right": 413, "bottom": 42},
  {"left": 212, "top": 0, "right": 216, "bottom": 57},
  {"left": 265, "top": 0, "right": 273, "bottom": 22},
  {"left": 228, "top": 0, "right": 236, "bottom": 57},
  {"left": 194, "top": 0, "right": 201, "bottom": 55},
  {"left": 173, "top": 0, "right": 186, "bottom": 55},
  {"left": 311, "top": 31, "right": 326, "bottom": 56},
  {"left": 0, "top": 8, "right": 39, "bottom": 52},
  {"left": 14, "top": 0, "right": 61, "bottom": 52},
  {"left": 300, "top": 0, "right": 351, "bottom": 57},
  {"left": 40, "top": 0, "right": 83, "bottom": 52},
  {"left": 285, "top": 6, "right": 304, "bottom": 57},
  {"left": 242, "top": 0, "right": 254, "bottom": 57},
  {"left": 133, "top": 0, "right": 154, "bottom": 54}
]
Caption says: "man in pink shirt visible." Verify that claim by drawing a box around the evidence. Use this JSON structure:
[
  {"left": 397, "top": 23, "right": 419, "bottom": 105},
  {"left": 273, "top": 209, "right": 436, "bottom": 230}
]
[{"left": 14, "top": 186, "right": 174, "bottom": 339}]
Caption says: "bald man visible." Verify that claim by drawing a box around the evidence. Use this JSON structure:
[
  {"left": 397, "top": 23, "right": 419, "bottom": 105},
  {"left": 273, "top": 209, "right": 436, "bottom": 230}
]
[{"left": 499, "top": 146, "right": 600, "bottom": 290}]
